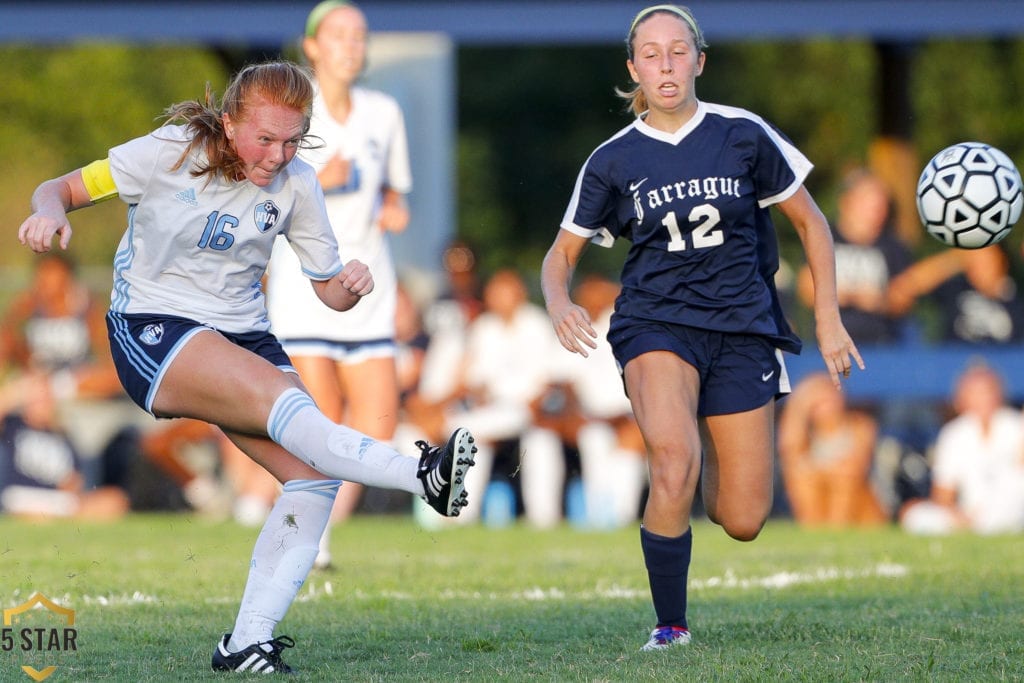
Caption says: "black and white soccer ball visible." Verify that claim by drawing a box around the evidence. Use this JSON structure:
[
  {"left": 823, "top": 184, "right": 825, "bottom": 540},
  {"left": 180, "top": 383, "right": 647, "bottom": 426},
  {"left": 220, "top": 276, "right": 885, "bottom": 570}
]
[{"left": 916, "top": 141, "right": 1023, "bottom": 249}]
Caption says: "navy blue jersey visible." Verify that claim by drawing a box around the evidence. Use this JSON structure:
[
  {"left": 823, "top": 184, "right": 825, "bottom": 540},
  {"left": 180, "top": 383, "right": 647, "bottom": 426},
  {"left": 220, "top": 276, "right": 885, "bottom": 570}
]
[
  {"left": 931, "top": 273, "right": 1024, "bottom": 344},
  {"left": 0, "top": 414, "right": 80, "bottom": 492},
  {"left": 561, "top": 101, "right": 809, "bottom": 353}
]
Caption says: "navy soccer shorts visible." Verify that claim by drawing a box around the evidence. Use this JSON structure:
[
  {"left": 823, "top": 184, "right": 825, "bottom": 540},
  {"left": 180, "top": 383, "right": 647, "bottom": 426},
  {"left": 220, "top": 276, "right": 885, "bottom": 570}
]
[
  {"left": 106, "top": 311, "right": 294, "bottom": 415},
  {"left": 607, "top": 315, "right": 791, "bottom": 416}
]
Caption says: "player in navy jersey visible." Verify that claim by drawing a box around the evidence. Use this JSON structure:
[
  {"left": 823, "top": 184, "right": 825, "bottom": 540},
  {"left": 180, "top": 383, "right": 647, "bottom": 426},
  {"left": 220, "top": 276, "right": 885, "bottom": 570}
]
[
  {"left": 540, "top": 5, "right": 862, "bottom": 651},
  {"left": 18, "top": 60, "right": 475, "bottom": 674}
]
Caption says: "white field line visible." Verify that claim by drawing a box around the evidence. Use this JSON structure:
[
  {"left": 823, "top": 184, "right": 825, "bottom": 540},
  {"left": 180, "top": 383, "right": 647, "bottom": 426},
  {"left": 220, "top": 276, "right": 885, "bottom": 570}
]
[{"left": 5, "top": 563, "right": 908, "bottom": 608}]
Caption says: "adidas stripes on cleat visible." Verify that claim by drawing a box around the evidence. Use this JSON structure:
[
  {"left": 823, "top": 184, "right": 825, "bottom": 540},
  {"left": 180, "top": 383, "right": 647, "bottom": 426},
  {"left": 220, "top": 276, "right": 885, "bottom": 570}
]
[
  {"left": 640, "top": 625, "right": 691, "bottom": 651},
  {"left": 416, "top": 428, "right": 477, "bottom": 516},
  {"left": 212, "top": 633, "right": 296, "bottom": 674}
]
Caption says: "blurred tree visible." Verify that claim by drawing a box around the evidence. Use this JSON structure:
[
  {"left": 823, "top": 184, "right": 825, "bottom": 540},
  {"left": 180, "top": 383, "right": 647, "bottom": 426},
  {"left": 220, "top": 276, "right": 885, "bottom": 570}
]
[
  {"left": 3, "top": 37, "right": 1023, "bottom": 315},
  {"left": 455, "top": 37, "right": 1024, "bottom": 318},
  {"left": 0, "top": 45, "right": 227, "bottom": 290},
  {"left": 457, "top": 44, "right": 627, "bottom": 285},
  {"left": 913, "top": 38, "right": 1024, "bottom": 262},
  {"left": 456, "top": 40, "right": 878, "bottom": 285}
]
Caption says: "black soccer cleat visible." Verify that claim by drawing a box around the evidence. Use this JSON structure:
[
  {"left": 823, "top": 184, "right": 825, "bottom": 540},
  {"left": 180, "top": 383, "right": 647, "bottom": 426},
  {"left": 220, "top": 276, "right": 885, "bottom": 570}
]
[
  {"left": 416, "top": 428, "right": 477, "bottom": 516},
  {"left": 212, "top": 633, "right": 296, "bottom": 674}
]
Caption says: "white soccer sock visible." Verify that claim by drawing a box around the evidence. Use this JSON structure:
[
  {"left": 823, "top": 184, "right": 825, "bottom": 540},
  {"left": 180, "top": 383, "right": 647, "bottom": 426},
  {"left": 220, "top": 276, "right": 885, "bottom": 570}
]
[
  {"left": 266, "top": 388, "right": 422, "bottom": 495},
  {"left": 228, "top": 479, "right": 340, "bottom": 651},
  {"left": 316, "top": 440, "right": 395, "bottom": 567}
]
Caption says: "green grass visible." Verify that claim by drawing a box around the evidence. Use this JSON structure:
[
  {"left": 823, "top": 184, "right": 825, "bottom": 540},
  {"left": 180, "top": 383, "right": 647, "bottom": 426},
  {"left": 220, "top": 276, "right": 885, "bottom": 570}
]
[{"left": 1, "top": 515, "right": 1022, "bottom": 681}]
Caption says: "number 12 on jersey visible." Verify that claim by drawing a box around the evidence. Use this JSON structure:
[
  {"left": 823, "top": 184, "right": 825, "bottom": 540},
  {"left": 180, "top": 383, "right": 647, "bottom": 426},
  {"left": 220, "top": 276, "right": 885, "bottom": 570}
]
[{"left": 663, "top": 204, "right": 723, "bottom": 252}]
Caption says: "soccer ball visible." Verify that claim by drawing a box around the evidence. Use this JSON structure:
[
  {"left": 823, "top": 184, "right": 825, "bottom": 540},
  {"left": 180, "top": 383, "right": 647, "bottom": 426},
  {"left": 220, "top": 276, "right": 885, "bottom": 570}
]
[{"left": 915, "top": 141, "right": 1023, "bottom": 249}]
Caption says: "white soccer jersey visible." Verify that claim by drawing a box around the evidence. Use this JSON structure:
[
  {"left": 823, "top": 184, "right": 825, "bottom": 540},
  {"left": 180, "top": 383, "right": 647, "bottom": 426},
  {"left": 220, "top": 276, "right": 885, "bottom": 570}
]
[
  {"left": 267, "top": 86, "right": 412, "bottom": 342},
  {"left": 550, "top": 308, "right": 633, "bottom": 420},
  {"left": 463, "top": 303, "right": 559, "bottom": 406},
  {"left": 107, "top": 124, "right": 343, "bottom": 335},
  {"left": 932, "top": 407, "right": 1024, "bottom": 533}
]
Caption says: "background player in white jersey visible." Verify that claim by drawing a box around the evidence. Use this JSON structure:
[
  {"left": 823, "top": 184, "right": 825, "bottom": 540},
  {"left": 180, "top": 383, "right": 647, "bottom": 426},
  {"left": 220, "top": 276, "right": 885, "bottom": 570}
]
[
  {"left": 266, "top": 0, "right": 413, "bottom": 568},
  {"left": 540, "top": 5, "right": 862, "bottom": 652},
  {"left": 17, "top": 60, "right": 475, "bottom": 675}
]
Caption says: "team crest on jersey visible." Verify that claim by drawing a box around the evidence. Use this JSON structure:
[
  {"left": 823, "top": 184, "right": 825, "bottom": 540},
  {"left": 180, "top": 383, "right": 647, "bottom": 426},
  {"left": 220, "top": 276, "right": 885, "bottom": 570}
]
[
  {"left": 254, "top": 200, "right": 280, "bottom": 233},
  {"left": 139, "top": 323, "right": 164, "bottom": 346}
]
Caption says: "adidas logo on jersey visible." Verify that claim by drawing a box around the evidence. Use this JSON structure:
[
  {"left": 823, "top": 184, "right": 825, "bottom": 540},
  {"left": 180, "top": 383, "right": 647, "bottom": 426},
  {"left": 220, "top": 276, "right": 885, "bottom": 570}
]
[{"left": 175, "top": 188, "right": 198, "bottom": 207}]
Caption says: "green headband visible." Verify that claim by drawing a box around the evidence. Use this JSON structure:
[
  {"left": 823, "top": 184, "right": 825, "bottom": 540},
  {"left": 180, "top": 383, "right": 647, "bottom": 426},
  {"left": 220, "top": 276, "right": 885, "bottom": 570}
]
[
  {"left": 305, "top": 0, "right": 352, "bottom": 38},
  {"left": 629, "top": 4, "right": 702, "bottom": 45}
]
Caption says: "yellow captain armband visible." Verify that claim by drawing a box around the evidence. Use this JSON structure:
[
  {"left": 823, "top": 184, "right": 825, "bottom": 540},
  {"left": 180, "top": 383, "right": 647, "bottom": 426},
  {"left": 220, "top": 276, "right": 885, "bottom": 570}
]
[{"left": 81, "top": 158, "right": 118, "bottom": 202}]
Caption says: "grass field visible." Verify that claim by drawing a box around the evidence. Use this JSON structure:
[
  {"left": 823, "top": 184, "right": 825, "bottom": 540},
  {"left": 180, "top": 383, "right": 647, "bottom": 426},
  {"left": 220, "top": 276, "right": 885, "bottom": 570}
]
[{"left": 1, "top": 513, "right": 1022, "bottom": 682}]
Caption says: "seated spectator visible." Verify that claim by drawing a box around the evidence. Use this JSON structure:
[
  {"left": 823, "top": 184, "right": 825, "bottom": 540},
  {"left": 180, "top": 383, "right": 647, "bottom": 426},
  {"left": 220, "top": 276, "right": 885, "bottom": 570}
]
[
  {"left": 531, "top": 274, "right": 647, "bottom": 529},
  {"left": 422, "top": 239, "right": 485, "bottom": 340},
  {"left": 0, "top": 253, "right": 247, "bottom": 518},
  {"left": 900, "top": 362, "right": 1024, "bottom": 535},
  {"left": 0, "top": 252, "right": 123, "bottom": 400},
  {"left": 217, "top": 434, "right": 283, "bottom": 526},
  {"left": 0, "top": 372, "right": 129, "bottom": 520},
  {"left": 428, "top": 268, "right": 561, "bottom": 526},
  {"left": 797, "top": 169, "right": 913, "bottom": 344},
  {"left": 888, "top": 244, "right": 1024, "bottom": 344},
  {"left": 395, "top": 283, "right": 431, "bottom": 412},
  {"left": 403, "top": 241, "right": 485, "bottom": 449},
  {"left": 0, "top": 252, "right": 142, "bottom": 492},
  {"left": 777, "top": 372, "right": 888, "bottom": 528},
  {"left": 137, "top": 418, "right": 234, "bottom": 517}
]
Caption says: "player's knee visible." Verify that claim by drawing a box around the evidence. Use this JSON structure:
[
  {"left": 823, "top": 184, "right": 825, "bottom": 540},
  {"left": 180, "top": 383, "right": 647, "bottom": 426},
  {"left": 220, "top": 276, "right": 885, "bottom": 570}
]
[
  {"left": 721, "top": 515, "right": 767, "bottom": 542},
  {"left": 646, "top": 443, "right": 701, "bottom": 489},
  {"left": 647, "top": 463, "right": 699, "bottom": 502}
]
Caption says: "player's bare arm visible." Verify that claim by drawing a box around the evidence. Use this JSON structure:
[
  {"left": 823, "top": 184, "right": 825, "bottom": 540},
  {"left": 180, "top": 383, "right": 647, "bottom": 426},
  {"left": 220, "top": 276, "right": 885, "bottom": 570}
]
[
  {"left": 377, "top": 188, "right": 410, "bottom": 233},
  {"left": 779, "top": 186, "right": 864, "bottom": 387},
  {"left": 18, "top": 169, "right": 94, "bottom": 252},
  {"left": 317, "top": 153, "right": 351, "bottom": 190},
  {"left": 541, "top": 229, "right": 598, "bottom": 357},
  {"left": 311, "top": 258, "right": 374, "bottom": 312}
]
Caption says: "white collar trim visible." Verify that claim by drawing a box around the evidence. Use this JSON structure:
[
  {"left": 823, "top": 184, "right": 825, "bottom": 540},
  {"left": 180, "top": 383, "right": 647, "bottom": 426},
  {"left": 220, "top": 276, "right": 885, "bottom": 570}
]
[{"left": 635, "top": 101, "right": 707, "bottom": 145}]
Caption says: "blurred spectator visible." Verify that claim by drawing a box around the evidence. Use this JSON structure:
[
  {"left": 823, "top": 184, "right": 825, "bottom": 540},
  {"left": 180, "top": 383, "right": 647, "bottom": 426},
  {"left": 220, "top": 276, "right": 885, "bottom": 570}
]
[
  {"left": 136, "top": 418, "right": 235, "bottom": 517},
  {"left": 0, "top": 372, "right": 128, "bottom": 520},
  {"left": 900, "top": 362, "right": 1024, "bottom": 535},
  {"left": 882, "top": 242, "right": 1024, "bottom": 473},
  {"left": 531, "top": 274, "right": 647, "bottom": 529},
  {"left": 218, "top": 435, "right": 282, "bottom": 526},
  {"left": 0, "top": 253, "right": 246, "bottom": 517},
  {"left": 777, "top": 372, "right": 888, "bottom": 528},
  {"left": 395, "top": 283, "right": 431, "bottom": 408},
  {"left": 427, "top": 240, "right": 485, "bottom": 331},
  {"left": 888, "top": 244, "right": 1024, "bottom": 344},
  {"left": 0, "top": 252, "right": 139, "bottom": 492},
  {"left": 430, "top": 268, "right": 561, "bottom": 526},
  {"left": 414, "top": 240, "right": 485, "bottom": 420},
  {"left": 797, "top": 168, "right": 913, "bottom": 344},
  {"left": 0, "top": 252, "right": 122, "bottom": 399}
]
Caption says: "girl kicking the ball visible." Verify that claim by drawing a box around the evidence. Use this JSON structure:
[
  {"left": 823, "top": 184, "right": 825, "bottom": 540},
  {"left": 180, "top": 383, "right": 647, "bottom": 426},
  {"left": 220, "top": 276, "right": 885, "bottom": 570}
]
[{"left": 17, "top": 60, "right": 476, "bottom": 674}]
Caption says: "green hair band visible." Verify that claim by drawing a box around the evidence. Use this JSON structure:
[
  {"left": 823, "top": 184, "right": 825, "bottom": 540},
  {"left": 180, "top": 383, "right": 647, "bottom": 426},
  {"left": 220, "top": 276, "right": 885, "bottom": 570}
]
[{"left": 305, "top": 0, "right": 353, "bottom": 38}]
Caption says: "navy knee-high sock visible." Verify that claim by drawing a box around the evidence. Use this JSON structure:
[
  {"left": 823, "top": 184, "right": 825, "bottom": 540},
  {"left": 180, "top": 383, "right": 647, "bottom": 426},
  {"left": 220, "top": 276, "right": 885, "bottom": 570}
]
[{"left": 640, "top": 526, "right": 692, "bottom": 629}]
